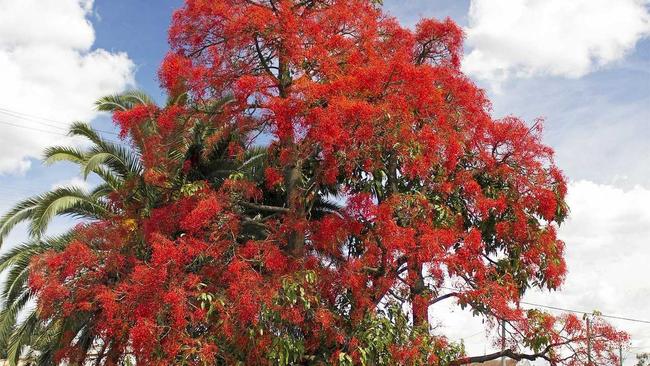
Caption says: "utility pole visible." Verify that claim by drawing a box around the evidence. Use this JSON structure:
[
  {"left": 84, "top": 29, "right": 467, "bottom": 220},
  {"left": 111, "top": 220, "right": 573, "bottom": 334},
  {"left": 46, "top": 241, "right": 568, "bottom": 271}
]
[
  {"left": 619, "top": 343, "right": 624, "bottom": 366},
  {"left": 501, "top": 320, "right": 506, "bottom": 366},
  {"left": 586, "top": 317, "right": 592, "bottom": 366}
]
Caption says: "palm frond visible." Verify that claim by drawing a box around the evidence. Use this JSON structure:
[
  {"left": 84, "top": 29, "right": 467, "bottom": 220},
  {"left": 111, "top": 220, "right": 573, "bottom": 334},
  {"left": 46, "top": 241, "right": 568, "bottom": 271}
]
[
  {"left": 195, "top": 95, "right": 235, "bottom": 115},
  {"left": 49, "top": 123, "right": 139, "bottom": 179},
  {"left": 0, "top": 233, "right": 73, "bottom": 363},
  {"left": 43, "top": 146, "right": 85, "bottom": 166},
  {"left": 0, "top": 291, "right": 32, "bottom": 353},
  {"left": 239, "top": 146, "right": 267, "bottom": 180},
  {"left": 166, "top": 91, "right": 189, "bottom": 107},
  {"left": 83, "top": 152, "right": 122, "bottom": 179},
  {"left": 85, "top": 144, "right": 142, "bottom": 179},
  {"left": 0, "top": 233, "right": 72, "bottom": 275},
  {"left": 28, "top": 187, "right": 112, "bottom": 238},
  {"left": 314, "top": 198, "right": 344, "bottom": 213},
  {"left": 5, "top": 307, "right": 39, "bottom": 365},
  {"left": 43, "top": 143, "right": 130, "bottom": 192},
  {"left": 67, "top": 122, "right": 104, "bottom": 145},
  {"left": 0, "top": 198, "right": 40, "bottom": 246},
  {"left": 95, "top": 90, "right": 155, "bottom": 113},
  {"left": 91, "top": 167, "right": 123, "bottom": 192}
]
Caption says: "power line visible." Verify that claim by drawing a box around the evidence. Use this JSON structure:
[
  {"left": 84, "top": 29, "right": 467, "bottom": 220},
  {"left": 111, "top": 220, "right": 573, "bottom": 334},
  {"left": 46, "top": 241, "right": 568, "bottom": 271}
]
[
  {"left": 519, "top": 301, "right": 650, "bottom": 325},
  {"left": 438, "top": 286, "right": 650, "bottom": 325},
  {"left": 0, "top": 119, "right": 124, "bottom": 145},
  {"left": 0, "top": 106, "right": 121, "bottom": 137},
  {"left": 0, "top": 119, "right": 70, "bottom": 137},
  {"left": 462, "top": 329, "right": 488, "bottom": 339},
  {"left": 0, "top": 107, "right": 73, "bottom": 125},
  {"left": 0, "top": 110, "right": 78, "bottom": 131}
]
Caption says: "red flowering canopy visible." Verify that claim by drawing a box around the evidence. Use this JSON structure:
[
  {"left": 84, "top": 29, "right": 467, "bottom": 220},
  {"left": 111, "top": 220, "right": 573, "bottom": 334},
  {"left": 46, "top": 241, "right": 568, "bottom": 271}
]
[{"left": 28, "top": 0, "right": 627, "bottom": 365}]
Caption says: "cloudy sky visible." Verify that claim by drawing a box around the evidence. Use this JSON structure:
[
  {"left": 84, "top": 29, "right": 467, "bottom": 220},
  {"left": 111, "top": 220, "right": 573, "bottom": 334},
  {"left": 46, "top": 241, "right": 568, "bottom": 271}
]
[{"left": 0, "top": 0, "right": 647, "bottom": 364}]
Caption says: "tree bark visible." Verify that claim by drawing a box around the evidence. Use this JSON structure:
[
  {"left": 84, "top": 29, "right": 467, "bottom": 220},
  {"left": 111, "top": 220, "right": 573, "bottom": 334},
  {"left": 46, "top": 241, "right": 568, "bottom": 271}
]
[
  {"left": 273, "top": 41, "right": 305, "bottom": 258},
  {"left": 410, "top": 260, "right": 428, "bottom": 327},
  {"left": 285, "top": 159, "right": 305, "bottom": 257}
]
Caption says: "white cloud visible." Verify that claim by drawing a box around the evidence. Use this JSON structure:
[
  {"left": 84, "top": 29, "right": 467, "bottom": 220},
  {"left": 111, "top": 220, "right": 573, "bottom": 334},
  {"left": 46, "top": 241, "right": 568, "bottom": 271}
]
[
  {"left": 525, "top": 181, "right": 650, "bottom": 360},
  {"left": 0, "top": 0, "right": 134, "bottom": 174},
  {"left": 51, "top": 177, "right": 90, "bottom": 192},
  {"left": 463, "top": 0, "right": 650, "bottom": 83},
  {"left": 484, "top": 74, "right": 650, "bottom": 187}
]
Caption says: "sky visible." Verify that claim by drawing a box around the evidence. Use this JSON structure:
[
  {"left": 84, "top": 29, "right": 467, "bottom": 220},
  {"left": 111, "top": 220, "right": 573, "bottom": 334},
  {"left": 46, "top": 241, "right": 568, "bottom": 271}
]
[{"left": 0, "top": 0, "right": 647, "bottom": 364}]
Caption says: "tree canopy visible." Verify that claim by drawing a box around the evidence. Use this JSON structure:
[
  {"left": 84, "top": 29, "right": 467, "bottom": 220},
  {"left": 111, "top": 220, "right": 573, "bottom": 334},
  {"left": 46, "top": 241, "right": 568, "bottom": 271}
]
[{"left": 0, "top": 0, "right": 627, "bottom": 365}]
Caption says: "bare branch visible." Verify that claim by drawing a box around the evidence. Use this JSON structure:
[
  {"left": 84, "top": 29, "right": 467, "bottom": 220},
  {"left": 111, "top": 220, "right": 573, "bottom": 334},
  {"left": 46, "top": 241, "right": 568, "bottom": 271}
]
[
  {"left": 449, "top": 348, "right": 551, "bottom": 365},
  {"left": 429, "top": 292, "right": 459, "bottom": 305},
  {"left": 240, "top": 202, "right": 290, "bottom": 213},
  {"left": 253, "top": 34, "right": 278, "bottom": 81}
]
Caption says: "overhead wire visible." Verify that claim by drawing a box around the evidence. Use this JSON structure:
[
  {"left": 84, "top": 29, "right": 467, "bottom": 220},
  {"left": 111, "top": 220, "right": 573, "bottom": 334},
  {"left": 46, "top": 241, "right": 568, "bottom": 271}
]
[
  {"left": 519, "top": 301, "right": 650, "bottom": 325},
  {"left": 0, "top": 106, "right": 125, "bottom": 146},
  {"left": 438, "top": 286, "right": 650, "bottom": 325},
  {"left": 0, "top": 107, "right": 120, "bottom": 137},
  {"left": 0, "top": 118, "right": 125, "bottom": 145}
]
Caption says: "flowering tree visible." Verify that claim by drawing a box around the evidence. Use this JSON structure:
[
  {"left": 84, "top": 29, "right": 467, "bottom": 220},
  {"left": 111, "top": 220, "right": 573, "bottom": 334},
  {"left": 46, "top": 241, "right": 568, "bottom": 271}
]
[{"left": 2, "top": 0, "right": 629, "bottom": 365}]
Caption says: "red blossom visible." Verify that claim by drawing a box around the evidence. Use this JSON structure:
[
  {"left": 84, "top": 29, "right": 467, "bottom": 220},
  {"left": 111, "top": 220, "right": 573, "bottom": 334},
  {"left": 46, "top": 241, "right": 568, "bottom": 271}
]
[
  {"left": 112, "top": 104, "right": 154, "bottom": 137},
  {"left": 264, "top": 167, "right": 283, "bottom": 189},
  {"left": 180, "top": 194, "right": 221, "bottom": 234}
]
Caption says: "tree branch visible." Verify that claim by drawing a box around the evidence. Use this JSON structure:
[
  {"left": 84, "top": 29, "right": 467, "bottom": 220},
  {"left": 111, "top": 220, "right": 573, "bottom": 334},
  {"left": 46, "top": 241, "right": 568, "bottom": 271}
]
[
  {"left": 429, "top": 292, "right": 459, "bottom": 305},
  {"left": 240, "top": 202, "right": 290, "bottom": 213},
  {"left": 449, "top": 348, "right": 551, "bottom": 366},
  {"left": 450, "top": 337, "right": 582, "bottom": 366},
  {"left": 253, "top": 34, "right": 278, "bottom": 81}
]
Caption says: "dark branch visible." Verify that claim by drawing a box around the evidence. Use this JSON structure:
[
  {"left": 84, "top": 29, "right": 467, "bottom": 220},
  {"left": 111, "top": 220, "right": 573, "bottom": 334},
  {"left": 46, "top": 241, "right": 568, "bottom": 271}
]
[
  {"left": 449, "top": 348, "right": 552, "bottom": 366},
  {"left": 429, "top": 292, "right": 459, "bottom": 305},
  {"left": 253, "top": 34, "right": 278, "bottom": 81},
  {"left": 240, "top": 202, "right": 290, "bottom": 213},
  {"left": 187, "top": 40, "right": 224, "bottom": 58},
  {"left": 450, "top": 337, "right": 582, "bottom": 366}
]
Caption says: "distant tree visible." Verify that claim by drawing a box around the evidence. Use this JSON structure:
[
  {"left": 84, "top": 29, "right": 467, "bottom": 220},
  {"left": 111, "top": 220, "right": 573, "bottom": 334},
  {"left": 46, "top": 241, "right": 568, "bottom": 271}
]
[
  {"left": 637, "top": 352, "right": 650, "bottom": 366},
  {"left": 0, "top": 0, "right": 628, "bottom": 365}
]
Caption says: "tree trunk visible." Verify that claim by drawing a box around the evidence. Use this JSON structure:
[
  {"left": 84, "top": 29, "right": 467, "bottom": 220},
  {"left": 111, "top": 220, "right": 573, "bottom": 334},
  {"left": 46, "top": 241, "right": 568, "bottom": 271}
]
[
  {"left": 410, "top": 260, "right": 428, "bottom": 328},
  {"left": 275, "top": 46, "right": 305, "bottom": 259},
  {"left": 285, "top": 159, "right": 305, "bottom": 257}
]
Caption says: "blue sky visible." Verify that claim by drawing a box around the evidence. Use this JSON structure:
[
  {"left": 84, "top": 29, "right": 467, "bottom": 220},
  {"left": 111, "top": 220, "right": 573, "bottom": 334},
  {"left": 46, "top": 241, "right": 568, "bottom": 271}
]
[
  {"left": 92, "top": 0, "right": 183, "bottom": 101},
  {"left": 0, "top": 0, "right": 648, "bottom": 364}
]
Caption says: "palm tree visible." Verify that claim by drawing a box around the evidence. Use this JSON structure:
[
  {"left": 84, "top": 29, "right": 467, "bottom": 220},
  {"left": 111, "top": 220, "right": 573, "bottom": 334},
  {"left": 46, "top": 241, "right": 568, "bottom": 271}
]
[
  {"left": 0, "top": 91, "right": 273, "bottom": 365},
  {"left": 0, "top": 90, "right": 162, "bottom": 365},
  {"left": 0, "top": 123, "right": 139, "bottom": 245},
  {"left": 0, "top": 125, "right": 144, "bottom": 364}
]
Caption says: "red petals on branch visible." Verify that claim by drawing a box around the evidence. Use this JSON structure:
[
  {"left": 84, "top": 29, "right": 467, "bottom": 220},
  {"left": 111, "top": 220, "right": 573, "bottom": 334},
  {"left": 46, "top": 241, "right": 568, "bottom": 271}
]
[
  {"left": 180, "top": 194, "right": 221, "bottom": 233},
  {"left": 113, "top": 104, "right": 153, "bottom": 137}
]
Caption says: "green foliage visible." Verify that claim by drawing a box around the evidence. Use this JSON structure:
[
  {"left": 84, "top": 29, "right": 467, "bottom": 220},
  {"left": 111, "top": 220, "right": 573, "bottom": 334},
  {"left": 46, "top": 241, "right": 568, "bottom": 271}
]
[
  {"left": 0, "top": 186, "right": 111, "bottom": 246},
  {"left": 263, "top": 271, "right": 317, "bottom": 366},
  {"left": 349, "top": 303, "right": 464, "bottom": 366},
  {"left": 253, "top": 273, "right": 464, "bottom": 366},
  {"left": 522, "top": 309, "right": 553, "bottom": 353},
  {"left": 0, "top": 233, "right": 74, "bottom": 365}
]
